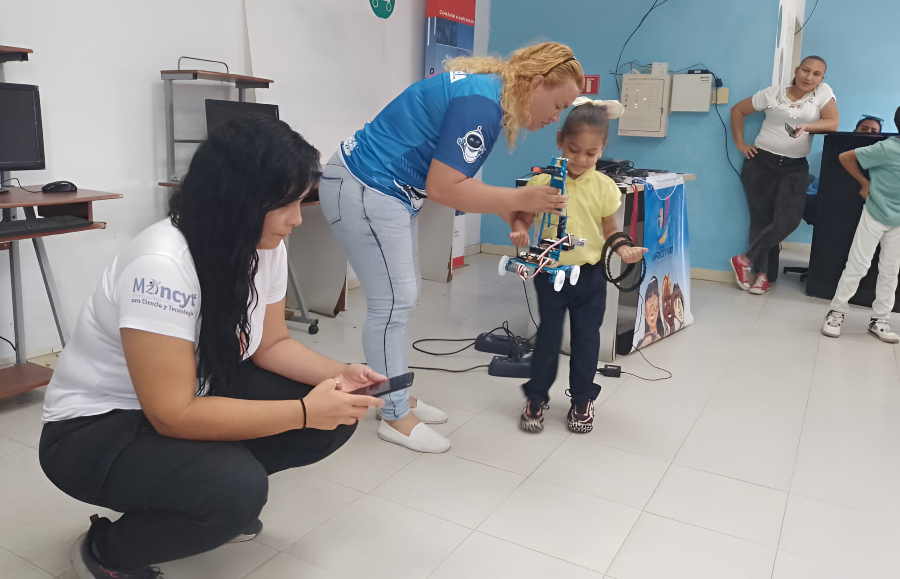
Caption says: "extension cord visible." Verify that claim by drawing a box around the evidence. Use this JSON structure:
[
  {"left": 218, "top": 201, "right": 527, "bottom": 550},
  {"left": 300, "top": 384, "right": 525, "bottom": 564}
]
[{"left": 475, "top": 333, "right": 530, "bottom": 358}]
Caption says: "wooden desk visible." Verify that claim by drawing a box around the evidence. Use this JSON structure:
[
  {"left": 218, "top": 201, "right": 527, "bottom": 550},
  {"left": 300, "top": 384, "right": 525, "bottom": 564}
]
[
  {"left": 0, "top": 45, "right": 32, "bottom": 63},
  {"left": 0, "top": 186, "right": 122, "bottom": 399},
  {"left": 160, "top": 70, "right": 273, "bottom": 89},
  {"left": 618, "top": 173, "right": 696, "bottom": 193}
]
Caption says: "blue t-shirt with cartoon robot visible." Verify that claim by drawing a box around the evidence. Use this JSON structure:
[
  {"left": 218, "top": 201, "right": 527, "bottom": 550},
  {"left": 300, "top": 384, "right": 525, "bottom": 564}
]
[{"left": 341, "top": 72, "right": 504, "bottom": 213}]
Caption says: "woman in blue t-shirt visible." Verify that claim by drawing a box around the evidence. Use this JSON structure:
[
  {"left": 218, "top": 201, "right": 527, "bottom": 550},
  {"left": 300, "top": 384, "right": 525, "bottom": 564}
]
[{"left": 320, "top": 42, "right": 584, "bottom": 452}]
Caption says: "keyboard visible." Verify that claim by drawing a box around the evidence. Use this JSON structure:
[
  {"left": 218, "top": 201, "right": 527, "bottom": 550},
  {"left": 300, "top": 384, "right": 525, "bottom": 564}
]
[{"left": 0, "top": 215, "right": 94, "bottom": 238}]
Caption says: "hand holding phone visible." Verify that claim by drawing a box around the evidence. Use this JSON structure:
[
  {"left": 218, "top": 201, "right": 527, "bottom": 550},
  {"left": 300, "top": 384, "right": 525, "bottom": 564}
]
[
  {"left": 303, "top": 376, "right": 384, "bottom": 430},
  {"left": 784, "top": 123, "right": 796, "bottom": 137},
  {"left": 349, "top": 372, "right": 414, "bottom": 398}
]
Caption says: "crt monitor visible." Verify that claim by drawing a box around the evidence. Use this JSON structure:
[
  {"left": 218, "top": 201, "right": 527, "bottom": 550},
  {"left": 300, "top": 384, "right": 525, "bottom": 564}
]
[
  {"left": 205, "top": 99, "right": 279, "bottom": 137},
  {"left": 0, "top": 82, "right": 46, "bottom": 173}
]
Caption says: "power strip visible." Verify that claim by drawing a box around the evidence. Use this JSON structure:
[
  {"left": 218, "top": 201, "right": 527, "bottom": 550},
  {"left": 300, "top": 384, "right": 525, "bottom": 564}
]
[
  {"left": 488, "top": 355, "right": 532, "bottom": 378},
  {"left": 474, "top": 332, "right": 530, "bottom": 358}
]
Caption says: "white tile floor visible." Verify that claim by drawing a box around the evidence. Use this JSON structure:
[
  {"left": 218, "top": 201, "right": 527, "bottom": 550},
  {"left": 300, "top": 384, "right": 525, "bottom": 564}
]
[{"left": 1, "top": 252, "right": 899, "bottom": 578}]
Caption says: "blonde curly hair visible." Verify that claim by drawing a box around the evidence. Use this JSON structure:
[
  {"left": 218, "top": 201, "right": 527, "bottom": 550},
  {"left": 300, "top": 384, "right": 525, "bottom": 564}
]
[{"left": 445, "top": 42, "right": 584, "bottom": 150}]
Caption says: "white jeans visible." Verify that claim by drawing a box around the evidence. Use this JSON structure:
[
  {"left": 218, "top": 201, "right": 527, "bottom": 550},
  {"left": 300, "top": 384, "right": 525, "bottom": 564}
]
[{"left": 830, "top": 206, "right": 900, "bottom": 320}]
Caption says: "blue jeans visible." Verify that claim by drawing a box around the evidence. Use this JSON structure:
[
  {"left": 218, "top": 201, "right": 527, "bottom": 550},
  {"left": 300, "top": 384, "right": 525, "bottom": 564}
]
[{"left": 319, "top": 152, "right": 420, "bottom": 421}]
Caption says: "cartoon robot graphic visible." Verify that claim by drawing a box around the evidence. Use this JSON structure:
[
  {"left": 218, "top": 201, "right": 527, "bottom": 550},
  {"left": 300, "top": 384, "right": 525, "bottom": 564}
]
[
  {"left": 458, "top": 126, "right": 486, "bottom": 164},
  {"left": 498, "top": 157, "right": 586, "bottom": 291}
]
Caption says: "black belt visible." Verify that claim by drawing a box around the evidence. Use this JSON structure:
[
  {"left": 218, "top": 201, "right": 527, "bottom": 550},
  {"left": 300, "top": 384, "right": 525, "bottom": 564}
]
[{"left": 755, "top": 148, "right": 808, "bottom": 165}]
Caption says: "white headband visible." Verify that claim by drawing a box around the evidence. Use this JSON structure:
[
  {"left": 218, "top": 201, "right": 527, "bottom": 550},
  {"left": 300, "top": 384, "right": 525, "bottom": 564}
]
[{"left": 570, "top": 97, "right": 624, "bottom": 119}]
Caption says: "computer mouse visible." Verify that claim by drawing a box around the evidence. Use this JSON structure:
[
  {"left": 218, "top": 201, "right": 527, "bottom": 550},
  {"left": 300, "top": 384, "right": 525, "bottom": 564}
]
[{"left": 42, "top": 181, "right": 78, "bottom": 193}]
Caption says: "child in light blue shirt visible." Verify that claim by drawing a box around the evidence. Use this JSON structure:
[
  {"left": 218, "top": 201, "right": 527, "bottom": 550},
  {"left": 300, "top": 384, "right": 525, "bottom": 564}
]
[{"left": 823, "top": 106, "right": 900, "bottom": 342}]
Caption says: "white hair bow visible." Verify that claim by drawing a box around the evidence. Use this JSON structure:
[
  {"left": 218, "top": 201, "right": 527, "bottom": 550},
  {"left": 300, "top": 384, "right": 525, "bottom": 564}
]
[{"left": 571, "top": 97, "right": 624, "bottom": 119}]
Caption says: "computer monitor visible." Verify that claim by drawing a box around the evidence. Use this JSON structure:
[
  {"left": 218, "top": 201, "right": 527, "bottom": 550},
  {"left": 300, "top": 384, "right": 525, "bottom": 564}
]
[
  {"left": 0, "top": 82, "right": 46, "bottom": 173},
  {"left": 205, "top": 99, "right": 279, "bottom": 137}
]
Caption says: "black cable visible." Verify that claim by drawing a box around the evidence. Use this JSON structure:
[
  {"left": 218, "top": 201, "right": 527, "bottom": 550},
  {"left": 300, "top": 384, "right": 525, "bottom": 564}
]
[
  {"left": 794, "top": 0, "right": 820, "bottom": 35},
  {"left": 0, "top": 178, "right": 43, "bottom": 193},
  {"left": 677, "top": 65, "right": 740, "bottom": 180},
  {"left": 412, "top": 337, "right": 476, "bottom": 356},
  {"left": 522, "top": 279, "right": 538, "bottom": 331},
  {"left": 614, "top": 0, "right": 674, "bottom": 92},
  {"left": 617, "top": 291, "right": 674, "bottom": 381},
  {"left": 710, "top": 71, "right": 742, "bottom": 179},
  {"left": 409, "top": 364, "right": 490, "bottom": 374},
  {"left": 0, "top": 335, "right": 16, "bottom": 353},
  {"left": 623, "top": 347, "right": 672, "bottom": 381},
  {"left": 411, "top": 323, "right": 518, "bottom": 357},
  {"left": 409, "top": 322, "right": 522, "bottom": 373},
  {"left": 609, "top": 60, "right": 651, "bottom": 77}
]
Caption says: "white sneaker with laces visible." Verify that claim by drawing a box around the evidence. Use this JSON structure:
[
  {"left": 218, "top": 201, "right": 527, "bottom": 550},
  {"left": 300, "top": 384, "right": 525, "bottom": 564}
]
[
  {"left": 377, "top": 420, "right": 450, "bottom": 453},
  {"left": 376, "top": 400, "right": 448, "bottom": 424},
  {"left": 868, "top": 318, "right": 900, "bottom": 343},
  {"left": 822, "top": 310, "right": 844, "bottom": 338}
]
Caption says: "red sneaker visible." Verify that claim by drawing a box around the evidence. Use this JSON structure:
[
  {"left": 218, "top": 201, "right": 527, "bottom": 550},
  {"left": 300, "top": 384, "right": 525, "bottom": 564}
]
[
  {"left": 749, "top": 274, "right": 769, "bottom": 295},
  {"left": 730, "top": 256, "right": 751, "bottom": 290}
]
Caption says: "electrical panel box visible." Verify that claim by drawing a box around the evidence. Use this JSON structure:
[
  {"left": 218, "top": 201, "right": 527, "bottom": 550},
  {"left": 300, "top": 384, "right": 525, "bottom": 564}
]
[
  {"left": 618, "top": 72, "right": 672, "bottom": 138},
  {"left": 671, "top": 73, "right": 714, "bottom": 112}
]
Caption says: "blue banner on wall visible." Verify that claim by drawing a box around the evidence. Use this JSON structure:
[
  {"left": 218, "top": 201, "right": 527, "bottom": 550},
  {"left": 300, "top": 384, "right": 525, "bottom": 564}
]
[{"left": 632, "top": 174, "right": 693, "bottom": 351}]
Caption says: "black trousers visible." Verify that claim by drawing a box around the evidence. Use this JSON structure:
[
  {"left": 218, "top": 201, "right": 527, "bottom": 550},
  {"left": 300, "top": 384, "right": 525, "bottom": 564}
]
[
  {"left": 39, "top": 361, "right": 355, "bottom": 570},
  {"left": 524, "top": 261, "right": 606, "bottom": 404},
  {"left": 741, "top": 149, "right": 810, "bottom": 274}
]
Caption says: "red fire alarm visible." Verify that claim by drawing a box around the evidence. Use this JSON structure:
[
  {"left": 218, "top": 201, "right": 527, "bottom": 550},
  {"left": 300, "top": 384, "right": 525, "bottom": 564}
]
[{"left": 582, "top": 75, "right": 600, "bottom": 95}]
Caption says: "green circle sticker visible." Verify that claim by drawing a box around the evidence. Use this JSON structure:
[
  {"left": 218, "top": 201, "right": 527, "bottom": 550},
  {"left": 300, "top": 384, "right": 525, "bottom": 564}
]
[{"left": 370, "top": 0, "right": 393, "bottom": 19}]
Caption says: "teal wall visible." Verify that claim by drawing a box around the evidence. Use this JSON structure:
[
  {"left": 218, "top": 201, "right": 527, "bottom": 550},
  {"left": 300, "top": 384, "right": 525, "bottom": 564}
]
[{"left": 480, "top": 0, "right": 900, "bottom": 271}]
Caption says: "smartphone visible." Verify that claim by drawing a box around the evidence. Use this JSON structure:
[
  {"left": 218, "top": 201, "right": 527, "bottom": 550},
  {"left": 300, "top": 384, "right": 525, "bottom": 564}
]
[
  {"left": 784, "top": 123, "right": 796, "bottom": 137},
  {"left": 349, "top": 372, "right": 414, "bottom": 398}
]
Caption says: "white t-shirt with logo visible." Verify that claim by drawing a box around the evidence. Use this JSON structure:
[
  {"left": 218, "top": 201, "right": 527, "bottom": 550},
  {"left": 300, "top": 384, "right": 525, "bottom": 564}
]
[
  {"left": 751, "top": 83, "right": 836, "bottom": 158},
  {"left": 42, "top": 219, "right": 288, "bottom": 422}
]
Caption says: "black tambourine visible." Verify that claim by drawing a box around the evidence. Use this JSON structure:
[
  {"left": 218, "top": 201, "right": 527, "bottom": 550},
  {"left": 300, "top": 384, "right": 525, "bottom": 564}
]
[{"left": 602, "top": 232, "right": 646, "bottom": 292}]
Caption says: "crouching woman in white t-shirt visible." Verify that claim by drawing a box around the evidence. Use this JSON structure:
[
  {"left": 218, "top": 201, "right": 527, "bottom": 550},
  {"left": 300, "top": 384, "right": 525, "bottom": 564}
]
[
  {"left": 39, "top": 116, "right": 386, "bottom": 578},
  {"left": 729, "top": 55, "right": 839, "bottom": 295}
]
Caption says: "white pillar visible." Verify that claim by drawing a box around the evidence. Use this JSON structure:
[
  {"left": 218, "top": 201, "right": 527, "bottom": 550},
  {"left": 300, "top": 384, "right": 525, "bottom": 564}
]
[{"left": 772, "top": 0, "right": 807, "bottom": 87}]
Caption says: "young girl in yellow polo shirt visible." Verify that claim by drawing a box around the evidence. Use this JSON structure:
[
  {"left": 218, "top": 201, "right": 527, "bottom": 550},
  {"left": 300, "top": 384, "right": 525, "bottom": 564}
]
[{"left": 509, "top": 98, "right": 646, "bottom": 433}]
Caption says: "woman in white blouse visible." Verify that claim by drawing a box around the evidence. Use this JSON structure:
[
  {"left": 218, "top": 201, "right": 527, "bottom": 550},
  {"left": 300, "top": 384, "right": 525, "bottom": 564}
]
[{"left": 729, "top": 55, "right": 839, "bottom": 294}]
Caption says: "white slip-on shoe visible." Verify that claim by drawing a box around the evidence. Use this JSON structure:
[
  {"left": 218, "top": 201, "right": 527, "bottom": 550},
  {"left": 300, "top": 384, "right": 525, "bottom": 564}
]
[
  {"left": 408, "top": 400, "right": 448, "bottom": 424},
  {"left": 376, "top": 400, "right": 448, "bottom": 424},
  {"left": 377, "top": 420, "right": 450, "bottom": 453}
]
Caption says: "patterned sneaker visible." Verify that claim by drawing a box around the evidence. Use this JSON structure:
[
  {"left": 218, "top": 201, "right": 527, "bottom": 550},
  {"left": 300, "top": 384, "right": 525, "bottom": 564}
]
[
  {"left": 821, "top": 310, "right": 844, "bottom": 338},
  {"left": 567, "top": 399, "right": 595, "bottom": 433},
  {"left": 868, "top": 319, "right": 900, "bottom": 343},
  {"left": 519, "top": 399, "right": 547, "bottom": 433},
  {"left": 749, "top": 274, "right": 770, "bottom": 295},
  {"left": 71, "top": 515, "right": 163, "bottom": 578},
  {"left": 730, "top": 255, "right": 751, "bottom": 290}
]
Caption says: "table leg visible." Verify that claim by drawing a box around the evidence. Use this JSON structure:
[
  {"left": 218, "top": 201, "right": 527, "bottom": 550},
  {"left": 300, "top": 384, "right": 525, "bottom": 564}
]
[
  {"left": 22, "top": 207, "right": 71, "bottom": 346},
  {"left": 9, "top": 239, "right": 26, "bottom": 364},
  {"left": 32, "top": 237, "right": 71, "bottom": 347},
  {"left": 286, "top": 263, "right": 319, "bottom": 334},
  {"left": 164, "top": 79, "right": 176, "bottom": 182}
]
